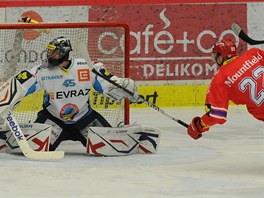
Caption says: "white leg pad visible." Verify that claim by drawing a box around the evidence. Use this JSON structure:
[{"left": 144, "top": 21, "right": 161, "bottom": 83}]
[
  {"left": 86, "top": 125, "right": 161, "bottom": 156},
  {"left": 87, "top": 125, "right": 141, "bottom": 156},
  {"left": 5, "top": 123, "right": 51, "bottom": 153}
]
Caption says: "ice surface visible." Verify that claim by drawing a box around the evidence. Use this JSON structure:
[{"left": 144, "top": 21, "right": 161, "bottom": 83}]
[{"left": 1, "top": 106, "right": 264, "bottom": 198}]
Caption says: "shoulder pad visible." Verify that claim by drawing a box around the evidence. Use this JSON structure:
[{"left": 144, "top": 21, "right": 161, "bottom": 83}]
[{"left": 15, "top": 70, "right": 34, "bottom": 84}]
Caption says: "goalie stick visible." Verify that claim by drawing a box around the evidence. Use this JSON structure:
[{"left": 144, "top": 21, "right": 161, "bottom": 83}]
[
  {"left": 80, "top": 46, "right": 188, "bottom": 128},
  {"left": 5, "top": 111, "right": 64, "bottom": 160},
  {"left": 92, "top": 68, "right": 188, "bottom": 128},
  {"left": 1, "top": 18, "right": 63, "bottom": 160},
  {"left": 231, "top": 23, "right": 264, "bottom": 45}
]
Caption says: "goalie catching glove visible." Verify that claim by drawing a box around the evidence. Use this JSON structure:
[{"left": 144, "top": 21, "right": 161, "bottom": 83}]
[{"left": 106, "top": 76, "right": 138, "bottom": 103}]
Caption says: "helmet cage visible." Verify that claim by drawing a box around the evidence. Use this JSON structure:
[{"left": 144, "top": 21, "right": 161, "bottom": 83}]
[{"left": 46, "top": 36, "right": 72, "bottom": 66}]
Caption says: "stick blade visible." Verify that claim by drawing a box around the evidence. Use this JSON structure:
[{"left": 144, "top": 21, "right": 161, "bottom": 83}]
[
  {"left": 24, "top": 151, "right": 65, "bottom": 160},
  {"left": 231, "top": 23, "right": 241, "bottom": 36},
  {"left": 19, "top": 139, "right": 65, "bottom": 160},
  {"left": 231, "top": 23, "right": 264, "bottom": 45}
]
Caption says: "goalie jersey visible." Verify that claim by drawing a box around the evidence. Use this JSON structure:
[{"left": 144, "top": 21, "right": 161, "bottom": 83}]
[
  {"left": 29, "top": 58, "right": 114, "bottom": 124},
  {"left": 201, "top": 48, "right": 264, "bottom": 127}
]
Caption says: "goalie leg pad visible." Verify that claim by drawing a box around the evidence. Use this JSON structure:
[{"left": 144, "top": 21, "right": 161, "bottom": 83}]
[
  {"left": 86, "top": 125, "right": 142, "bottom": 156},
  {"left": 86, "top": 125, "right": 161, "bottom": 156},
  {"left": 5, "top": 123, "right": 51, "bottom": 153}
]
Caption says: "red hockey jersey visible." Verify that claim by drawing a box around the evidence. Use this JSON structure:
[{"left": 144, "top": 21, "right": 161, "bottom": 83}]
[{"left": 201, "top": 48, "right": 264, "bottom": 127}]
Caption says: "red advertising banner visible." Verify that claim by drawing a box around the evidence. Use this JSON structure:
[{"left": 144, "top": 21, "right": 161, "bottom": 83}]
[{"left": 90, "top": 4, "right": 247, "bottom": 81}]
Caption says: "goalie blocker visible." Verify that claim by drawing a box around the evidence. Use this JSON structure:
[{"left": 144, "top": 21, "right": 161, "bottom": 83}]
[{"left": 0, "top": 70, "right": 36, "bottom": 117}]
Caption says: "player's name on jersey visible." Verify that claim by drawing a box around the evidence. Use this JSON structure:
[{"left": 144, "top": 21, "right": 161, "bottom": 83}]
[{"left": 225, "top": 52, "right": 262, "bottom": 87}]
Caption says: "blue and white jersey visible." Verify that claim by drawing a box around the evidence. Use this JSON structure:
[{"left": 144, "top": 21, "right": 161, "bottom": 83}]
[{"left": 29, "top": 58, "right": 112, "bottom": 124}]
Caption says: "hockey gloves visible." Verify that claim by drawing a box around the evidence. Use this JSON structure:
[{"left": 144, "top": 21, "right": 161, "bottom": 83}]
[{"left": 187, "top": 117, "right": 209, "bottom": 140}]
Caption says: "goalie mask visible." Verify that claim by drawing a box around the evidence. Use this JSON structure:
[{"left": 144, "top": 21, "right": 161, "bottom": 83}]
[
  {"left": 212, "top": 39, "right": 237, "bottom": 66},
  {"left": 46, "top": 36, "right": 72, "bottom": 66}
]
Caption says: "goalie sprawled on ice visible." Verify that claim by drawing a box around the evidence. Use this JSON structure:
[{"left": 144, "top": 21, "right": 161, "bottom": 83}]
[{"left": 0, "top": 35, "right": 160, "bottom": 156}]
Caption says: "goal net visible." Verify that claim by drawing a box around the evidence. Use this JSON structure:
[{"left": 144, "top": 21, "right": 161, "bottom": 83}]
[{"left": 0, "top": 22, "right": 130, "bottom": 126}]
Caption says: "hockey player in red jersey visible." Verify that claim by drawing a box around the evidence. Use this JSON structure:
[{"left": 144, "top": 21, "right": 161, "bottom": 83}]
[{"left": 188, "top": 39, "right": 264, "bottom": 140}]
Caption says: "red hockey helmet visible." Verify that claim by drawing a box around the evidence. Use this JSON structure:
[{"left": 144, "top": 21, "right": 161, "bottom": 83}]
[{"left": 212, "top": 39, "right": 237, "bottom": 61}]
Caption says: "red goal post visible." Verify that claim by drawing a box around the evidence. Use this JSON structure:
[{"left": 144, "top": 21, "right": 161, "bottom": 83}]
[{"left": 0, "top": 22, "right": 130, "bottom": 126}]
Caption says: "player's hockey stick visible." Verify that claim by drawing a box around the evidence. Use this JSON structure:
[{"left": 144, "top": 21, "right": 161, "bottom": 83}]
[
  {"left": 231, "top": 23, "right": 264, "bottom": 45},
  {"left": 5, "top": 111, "right": 64, "bottom": 160},
  {"left": 79, "top": 41, "right": 189, "bottom": 128}
]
